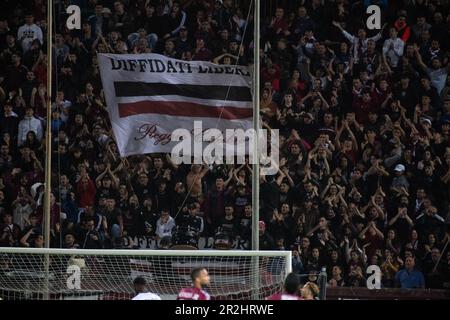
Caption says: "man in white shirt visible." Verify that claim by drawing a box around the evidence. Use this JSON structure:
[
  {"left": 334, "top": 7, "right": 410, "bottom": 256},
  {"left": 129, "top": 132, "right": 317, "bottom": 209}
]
[
  {"left": 132, "top": 276, "right": 161, "bottom": 300},
  {"left": 383, "top": 27, "right": 404, "bottom": 68},
  {"left": 333, "top": 21, "right": 385, "bottom": 64},
  {"left": 17, "top": 13, "right": 43, "bottom": 52},
  {"left": 155, "top": 209, "right": 176, "bottom": 240},
  {"left": 17, "top": 107, "right": 43, "bottom": 146}
]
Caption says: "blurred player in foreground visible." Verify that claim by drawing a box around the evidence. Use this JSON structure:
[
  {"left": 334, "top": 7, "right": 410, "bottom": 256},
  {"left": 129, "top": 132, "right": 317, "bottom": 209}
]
[
  {"left": 266, "top": 273, "right": 303, "bottom": 300},
  {"left": 301, "top": 282, "right": 320, "bottom": 300},
  {"left": 177, "top": 267, "right": 211, "bottom": 300},
  {"left": 132, "top": 276, "right": 162, "bottom": 300}
]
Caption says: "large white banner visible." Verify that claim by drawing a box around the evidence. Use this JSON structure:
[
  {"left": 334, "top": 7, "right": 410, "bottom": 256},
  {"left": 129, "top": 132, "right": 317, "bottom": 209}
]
[{"left": 98, "top": 53, "right": 253, "bottom": 157}]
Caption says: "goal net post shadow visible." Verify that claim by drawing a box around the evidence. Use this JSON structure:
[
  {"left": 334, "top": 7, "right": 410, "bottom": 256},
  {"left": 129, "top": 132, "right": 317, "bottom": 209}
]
[{"left": 0, "top": 248, "right": 294, "bottom": 300}]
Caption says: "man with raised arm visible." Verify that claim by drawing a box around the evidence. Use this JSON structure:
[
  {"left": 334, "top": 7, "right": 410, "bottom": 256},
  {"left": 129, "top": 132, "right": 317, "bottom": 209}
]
[{"left": 333, "top": 21, "right": 386, "bottom": 64}]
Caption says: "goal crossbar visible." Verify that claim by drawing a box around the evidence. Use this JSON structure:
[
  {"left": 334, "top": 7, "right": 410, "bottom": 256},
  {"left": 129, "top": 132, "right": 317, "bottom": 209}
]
[{"left": 0, "top": 248, "right": 292, "bottom": 261}]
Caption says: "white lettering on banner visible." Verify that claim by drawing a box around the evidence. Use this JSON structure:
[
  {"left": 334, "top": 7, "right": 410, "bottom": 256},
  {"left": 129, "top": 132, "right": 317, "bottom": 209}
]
[
  {"left": 98, "top": 53, "right": 253, "bottom": 157},
  {"left": 121, "top": 236, "right": 249, "bottom": 250}
]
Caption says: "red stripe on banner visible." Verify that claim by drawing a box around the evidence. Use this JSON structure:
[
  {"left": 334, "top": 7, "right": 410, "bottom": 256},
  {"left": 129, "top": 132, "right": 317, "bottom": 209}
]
[{"left": 118, "top": 101, "right": 252, "bottom": 120}]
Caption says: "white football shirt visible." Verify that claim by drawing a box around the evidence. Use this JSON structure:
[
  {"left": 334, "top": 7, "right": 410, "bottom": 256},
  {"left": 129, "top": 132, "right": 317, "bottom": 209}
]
[{"left": 132, "top": 292, "right": 162, "bottom": 300}]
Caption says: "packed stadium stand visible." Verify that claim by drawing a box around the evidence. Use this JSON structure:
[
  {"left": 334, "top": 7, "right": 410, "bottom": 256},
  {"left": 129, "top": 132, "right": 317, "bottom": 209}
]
[{"left": 0, "top": 0, "right": 449, "bottom": 292}]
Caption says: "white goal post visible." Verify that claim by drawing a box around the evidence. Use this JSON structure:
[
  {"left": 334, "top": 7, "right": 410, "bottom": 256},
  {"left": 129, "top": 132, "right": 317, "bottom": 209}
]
[{"left": 0, "top": 248, "right": 292, "bottom": 300}]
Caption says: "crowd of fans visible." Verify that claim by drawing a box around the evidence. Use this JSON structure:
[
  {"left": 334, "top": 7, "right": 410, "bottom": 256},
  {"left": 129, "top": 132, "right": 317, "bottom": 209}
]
[
  {"left": 0, "top": 0, "right": 256, "bottom": 250},
  {"left": 0, "top": 0, "right": 449, "bottom": 290},
  {"left": 259, "top": 0, "right": 450, "bottom": 290}
]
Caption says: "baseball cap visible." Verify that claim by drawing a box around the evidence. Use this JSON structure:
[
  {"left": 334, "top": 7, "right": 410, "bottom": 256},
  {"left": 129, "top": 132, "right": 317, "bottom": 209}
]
[{"left": 394, "top": 164, "right": 405, "bottom": 172}]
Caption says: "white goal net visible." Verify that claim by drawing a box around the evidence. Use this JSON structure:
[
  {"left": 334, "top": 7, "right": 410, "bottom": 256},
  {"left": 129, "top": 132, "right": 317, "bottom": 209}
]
[{"left": 0, "top": 248, "right": 291, "bottom": 300}]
